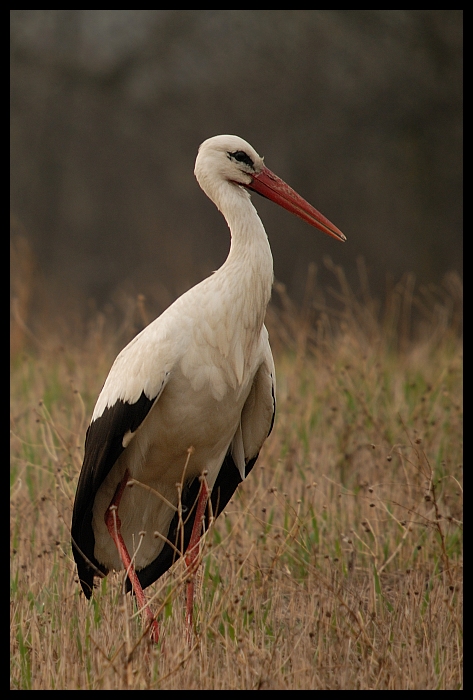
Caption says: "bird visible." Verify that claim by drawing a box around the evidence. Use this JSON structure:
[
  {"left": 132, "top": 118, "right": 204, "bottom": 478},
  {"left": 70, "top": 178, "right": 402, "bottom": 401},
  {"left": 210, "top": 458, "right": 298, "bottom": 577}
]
[{"left": 71, "top": 134, "right": 345, "bottom": 643}]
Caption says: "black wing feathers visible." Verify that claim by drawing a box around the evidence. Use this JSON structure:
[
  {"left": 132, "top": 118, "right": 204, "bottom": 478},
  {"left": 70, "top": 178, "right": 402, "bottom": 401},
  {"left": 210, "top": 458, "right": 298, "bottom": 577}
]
[{"left": 71, "top": 392, "right": 155, "bottom": 597}]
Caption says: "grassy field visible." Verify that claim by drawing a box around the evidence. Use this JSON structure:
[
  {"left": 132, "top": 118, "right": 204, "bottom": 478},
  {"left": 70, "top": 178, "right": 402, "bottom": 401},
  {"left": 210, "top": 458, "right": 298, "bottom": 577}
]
[{"left": 10, "top": 268, "right": 462, "bottom": 689}]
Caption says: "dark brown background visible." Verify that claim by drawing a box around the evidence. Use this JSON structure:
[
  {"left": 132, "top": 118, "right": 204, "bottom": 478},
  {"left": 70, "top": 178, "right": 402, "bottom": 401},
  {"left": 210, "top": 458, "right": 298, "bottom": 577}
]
[{"left": 10, "top": 10, "right": 462, "bottom": 317}]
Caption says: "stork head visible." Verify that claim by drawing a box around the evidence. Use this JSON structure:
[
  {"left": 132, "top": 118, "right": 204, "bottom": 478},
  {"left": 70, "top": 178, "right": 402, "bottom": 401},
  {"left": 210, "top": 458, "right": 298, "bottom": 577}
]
[
  {"left": 195, "top": 135, "right": 264, "bottom": 193},
  {"left": 195, "top": 135, "right": 345, "bottom": 242}
]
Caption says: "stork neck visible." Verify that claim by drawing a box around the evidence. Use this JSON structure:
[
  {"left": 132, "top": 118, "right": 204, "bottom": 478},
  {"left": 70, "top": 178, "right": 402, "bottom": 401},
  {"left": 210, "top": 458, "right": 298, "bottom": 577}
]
[{"left": 220, "top": 185, "right": 273, "bottom": 292}]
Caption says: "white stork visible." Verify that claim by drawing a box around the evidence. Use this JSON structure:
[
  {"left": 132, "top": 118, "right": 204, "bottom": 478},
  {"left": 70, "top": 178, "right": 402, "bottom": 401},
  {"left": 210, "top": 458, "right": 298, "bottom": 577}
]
[{"left": 71, "top": 135, "right": 345, "bottom": 643}]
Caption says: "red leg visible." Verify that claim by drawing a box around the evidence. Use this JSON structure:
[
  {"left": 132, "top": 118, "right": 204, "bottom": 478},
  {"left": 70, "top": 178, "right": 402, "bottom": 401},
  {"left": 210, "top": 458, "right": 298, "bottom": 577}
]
[
  {"left": 185, "top": 477, "right": 210, "bottom": 645},
  {"left": 105, "top": 469, "right": 160, "bottom": 644}
]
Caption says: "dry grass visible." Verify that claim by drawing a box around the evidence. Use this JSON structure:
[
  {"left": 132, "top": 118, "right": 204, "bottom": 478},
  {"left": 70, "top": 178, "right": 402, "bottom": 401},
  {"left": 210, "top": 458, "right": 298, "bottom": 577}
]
[{"left": 10, "top": 266, "right": 462, "bottom": 689}]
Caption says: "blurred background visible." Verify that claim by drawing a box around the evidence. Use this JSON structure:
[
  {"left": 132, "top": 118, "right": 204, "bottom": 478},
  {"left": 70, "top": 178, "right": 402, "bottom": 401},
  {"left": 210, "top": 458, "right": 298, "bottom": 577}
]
[{"left": 10, "top": 10, "right": 462, "bottom": 328}]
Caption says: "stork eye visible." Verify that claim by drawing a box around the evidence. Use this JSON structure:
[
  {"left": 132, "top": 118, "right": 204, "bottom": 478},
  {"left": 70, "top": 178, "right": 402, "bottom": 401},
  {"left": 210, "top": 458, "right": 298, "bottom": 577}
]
[{"left": 228, "top": 150, "right": 254, "bottom": 168}]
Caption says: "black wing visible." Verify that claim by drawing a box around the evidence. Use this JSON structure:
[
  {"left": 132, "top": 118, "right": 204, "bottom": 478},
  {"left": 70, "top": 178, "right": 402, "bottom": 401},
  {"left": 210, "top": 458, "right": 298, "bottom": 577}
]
[{"left": 71, "top": 392, "right": 155, "bottom": 598}]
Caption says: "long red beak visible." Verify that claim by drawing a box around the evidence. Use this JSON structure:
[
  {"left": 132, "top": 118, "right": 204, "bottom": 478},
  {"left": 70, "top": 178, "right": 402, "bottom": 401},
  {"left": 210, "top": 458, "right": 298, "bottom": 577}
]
[{"left": 244, "top": 166, "right": 346, "bottom": 242}]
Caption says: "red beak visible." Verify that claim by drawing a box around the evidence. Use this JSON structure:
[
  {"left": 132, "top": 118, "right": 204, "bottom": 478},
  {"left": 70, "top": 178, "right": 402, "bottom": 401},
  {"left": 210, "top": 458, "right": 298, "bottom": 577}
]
[{"left": 244, "top": 166, "right": 345, "bottom": 242}]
